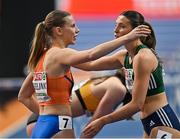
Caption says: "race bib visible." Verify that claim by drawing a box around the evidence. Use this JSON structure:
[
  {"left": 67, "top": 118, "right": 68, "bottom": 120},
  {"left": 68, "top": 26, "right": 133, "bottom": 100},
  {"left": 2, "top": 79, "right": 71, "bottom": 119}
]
[
  {"left": 58, "top": 116, "right": 73, "bottom": 130},
  {"left": 124, "top": 69, "right": 134, "bottom": 93},
  {"left": 33, "top": 72, "right": 51, "bottom": 102},
  {"left": 156, "top": 129, "right": 172, "bottom": 139}
]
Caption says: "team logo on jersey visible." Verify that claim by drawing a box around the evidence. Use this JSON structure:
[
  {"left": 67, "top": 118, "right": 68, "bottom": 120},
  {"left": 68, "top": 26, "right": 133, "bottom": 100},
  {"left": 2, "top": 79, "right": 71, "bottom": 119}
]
[{"left": 150, "top": 120, "right": 155, "bottom": 127}]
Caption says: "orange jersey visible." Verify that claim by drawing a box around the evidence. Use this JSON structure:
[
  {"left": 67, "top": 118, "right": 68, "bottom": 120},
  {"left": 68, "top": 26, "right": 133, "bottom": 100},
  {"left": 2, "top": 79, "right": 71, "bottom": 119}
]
[{"left": 33, "top": 51, "right": 74, "bottom": 106}]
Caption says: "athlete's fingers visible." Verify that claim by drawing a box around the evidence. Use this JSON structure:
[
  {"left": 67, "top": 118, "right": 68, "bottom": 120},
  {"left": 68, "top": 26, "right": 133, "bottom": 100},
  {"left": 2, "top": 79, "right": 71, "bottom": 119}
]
[
  {"left": 86, "top": 131, "right": 97, "bottom": 138},
  {"left": 83, "top": 128, "right": 98, "bottom": 138},
  {"left": 136, "top": 27, "right": 151, "bottom": 37},
  {"left": 83, "top": 125, "right": 93, "bottom": 135},
  {"left": 137, "top": 25, "right": 149, "bottom": 29},
  {"left": 136, "top": 25, "right": 151, "bottom": 32}
]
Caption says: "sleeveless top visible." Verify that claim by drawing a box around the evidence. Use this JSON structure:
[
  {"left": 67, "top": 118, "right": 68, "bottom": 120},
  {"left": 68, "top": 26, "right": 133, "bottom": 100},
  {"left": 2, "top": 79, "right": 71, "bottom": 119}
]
[
  {"left": 32, "top": 51, "right": 74, "bottom": 106},
  {"left": 124, "top": 45, "right": 165, "bottom": 96}
]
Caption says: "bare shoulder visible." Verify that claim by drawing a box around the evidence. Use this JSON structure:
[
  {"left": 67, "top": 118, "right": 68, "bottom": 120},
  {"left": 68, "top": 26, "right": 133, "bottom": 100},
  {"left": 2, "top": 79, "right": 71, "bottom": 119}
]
[
  {"left": 52, "top": 47, "right": 77, "bottom": 59},
  {"left": 135, "top": 48, "right": 155, "bottom": 61},
  {"left": 58, "top": 47, "right": 77, "bottom": 53},
  {"left": 134, "top": 48, "right": 156, "bottom": 72},
  {"left": 50, "top": 47, "right": 77, "bottom": 53}
]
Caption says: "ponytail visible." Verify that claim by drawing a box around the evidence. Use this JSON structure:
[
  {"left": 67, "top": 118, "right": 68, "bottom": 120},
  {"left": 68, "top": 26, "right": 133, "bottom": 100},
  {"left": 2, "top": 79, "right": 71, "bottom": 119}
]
[
  {"left": 140, "top": 22, "right": 156, "bottom": 50},
  {"left": 142, "top": 22, "right": 162, "bottom": 63},
  {"left": 28, "top": 21, "right": 48, "bottom": 72}
]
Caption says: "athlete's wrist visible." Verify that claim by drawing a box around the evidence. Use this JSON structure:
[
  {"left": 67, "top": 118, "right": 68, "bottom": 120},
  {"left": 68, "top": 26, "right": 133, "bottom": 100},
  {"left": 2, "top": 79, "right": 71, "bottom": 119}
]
[{"left": 100, "top": 114, "right": 113, "bottom": 125}]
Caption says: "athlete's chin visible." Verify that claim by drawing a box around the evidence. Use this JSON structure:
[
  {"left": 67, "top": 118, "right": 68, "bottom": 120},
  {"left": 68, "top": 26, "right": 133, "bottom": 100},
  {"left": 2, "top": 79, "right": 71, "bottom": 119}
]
[
  {"left": 71, "top": 41, "right": 76, "bottom": 45},
  {"left": 72, "top": 38, "right": 77, "bottom": 43},
  {"left": 69, "top": 41, "right": 76, "bottom": 45}
]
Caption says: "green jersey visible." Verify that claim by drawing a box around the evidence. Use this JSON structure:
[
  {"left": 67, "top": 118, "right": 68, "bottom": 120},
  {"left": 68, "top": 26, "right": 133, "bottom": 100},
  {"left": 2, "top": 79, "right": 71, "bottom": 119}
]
[{"left": 124, "top": 45, "right": 165, "bottom": 96}]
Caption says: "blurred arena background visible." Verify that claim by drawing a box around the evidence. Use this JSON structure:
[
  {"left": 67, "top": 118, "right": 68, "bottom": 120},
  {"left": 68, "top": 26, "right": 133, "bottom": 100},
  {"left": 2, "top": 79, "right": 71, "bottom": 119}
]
[{"left": 0, "top": 0, "right": 180, "bottom": 138}]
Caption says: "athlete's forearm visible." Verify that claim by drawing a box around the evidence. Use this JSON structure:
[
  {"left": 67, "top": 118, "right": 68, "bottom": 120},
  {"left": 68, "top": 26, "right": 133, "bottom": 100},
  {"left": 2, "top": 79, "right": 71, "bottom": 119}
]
[
  {"left": 88, "top": 25, "right": 150, "bottom": 61},
  {"left": 100, "top": 101, "right": 140, "bottom": 125},
  {"left": 88, "top": 35, "right": 129, "bottom": 61},
  {"left": 19, "top": 96, "right": 39, "bottom": 114}
]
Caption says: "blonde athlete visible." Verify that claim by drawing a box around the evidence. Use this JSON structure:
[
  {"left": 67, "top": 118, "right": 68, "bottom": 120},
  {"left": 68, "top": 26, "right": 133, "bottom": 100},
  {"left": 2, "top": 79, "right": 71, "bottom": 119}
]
[{"left": 26, "top": 71, "right": 128, "bottom": 137}]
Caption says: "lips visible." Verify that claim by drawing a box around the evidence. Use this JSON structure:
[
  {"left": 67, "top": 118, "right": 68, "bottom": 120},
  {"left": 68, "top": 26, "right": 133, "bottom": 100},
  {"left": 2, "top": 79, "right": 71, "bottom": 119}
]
[{"left": 74, "top": 34, "right": 78, "bottom": 39}]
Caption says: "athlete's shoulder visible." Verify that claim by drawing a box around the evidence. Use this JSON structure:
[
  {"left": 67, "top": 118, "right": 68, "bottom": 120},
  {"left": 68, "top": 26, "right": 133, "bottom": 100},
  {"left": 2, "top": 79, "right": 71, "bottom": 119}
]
[{"left": 137, "top": 48, "right": 156, "bottom": 64}]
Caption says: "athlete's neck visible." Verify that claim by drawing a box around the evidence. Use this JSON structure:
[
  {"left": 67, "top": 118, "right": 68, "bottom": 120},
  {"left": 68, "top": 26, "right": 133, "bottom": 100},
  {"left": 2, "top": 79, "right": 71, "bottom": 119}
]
[
  {"left": 125, "top": 40, "right": 142, "bottom": 58},
  {"left": 51, "top": 39, "right": 67, "bottom": 49}
]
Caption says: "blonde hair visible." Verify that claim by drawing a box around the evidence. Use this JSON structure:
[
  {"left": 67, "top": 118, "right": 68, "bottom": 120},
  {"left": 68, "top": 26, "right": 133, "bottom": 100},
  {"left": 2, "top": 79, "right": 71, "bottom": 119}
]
[{"left": 27, "top": 10, "right": 71, "bottom": 71}]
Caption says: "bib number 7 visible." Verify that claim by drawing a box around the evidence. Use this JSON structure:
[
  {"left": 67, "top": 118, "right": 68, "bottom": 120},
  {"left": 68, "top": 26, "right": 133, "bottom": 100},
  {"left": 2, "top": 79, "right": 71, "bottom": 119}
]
[{"left": 58, "top": 116, "right": 73, "bottom": 130}]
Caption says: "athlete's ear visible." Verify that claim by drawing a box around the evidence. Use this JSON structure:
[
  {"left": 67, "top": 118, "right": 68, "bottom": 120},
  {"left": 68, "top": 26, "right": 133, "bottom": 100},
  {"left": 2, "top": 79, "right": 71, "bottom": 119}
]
[{"left": 55, "top": 26, "right": 63, "bottom": 35}]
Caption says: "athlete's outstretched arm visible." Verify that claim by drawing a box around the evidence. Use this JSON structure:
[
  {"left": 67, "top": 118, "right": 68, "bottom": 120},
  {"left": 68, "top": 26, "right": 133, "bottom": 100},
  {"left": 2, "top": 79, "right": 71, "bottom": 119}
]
[
  {"left": 73, "top": 25, "right": 150, "bottom": 71},
  {"left": 55, "top": 25, "right": 150, "bottom": 67}
]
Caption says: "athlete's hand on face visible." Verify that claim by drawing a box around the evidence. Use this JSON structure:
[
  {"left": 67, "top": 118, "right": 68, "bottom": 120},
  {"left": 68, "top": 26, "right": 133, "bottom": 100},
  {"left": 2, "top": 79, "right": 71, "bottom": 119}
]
[
  {"left": 83, "top": 118, "right": 104, "bottom": 138},
  {"left": 127, "top": 25, "right": 151, "bottom": 40}
]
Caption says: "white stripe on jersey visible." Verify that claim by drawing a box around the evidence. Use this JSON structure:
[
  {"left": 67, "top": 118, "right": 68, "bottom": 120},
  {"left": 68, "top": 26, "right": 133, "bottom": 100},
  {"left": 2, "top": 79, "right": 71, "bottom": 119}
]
[{"left": 149, "top": 74, "right": 157, "bottom": 89}]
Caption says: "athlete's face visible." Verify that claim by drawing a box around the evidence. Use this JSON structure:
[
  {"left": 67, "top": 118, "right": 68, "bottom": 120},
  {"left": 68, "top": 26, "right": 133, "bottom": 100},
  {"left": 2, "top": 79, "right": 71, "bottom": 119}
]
[
  {"left": 114, "top": 15, "right": 133, "bottom": 38},
  {"left": 61, "top": 15, "right": 80, "bottom": 46}
]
